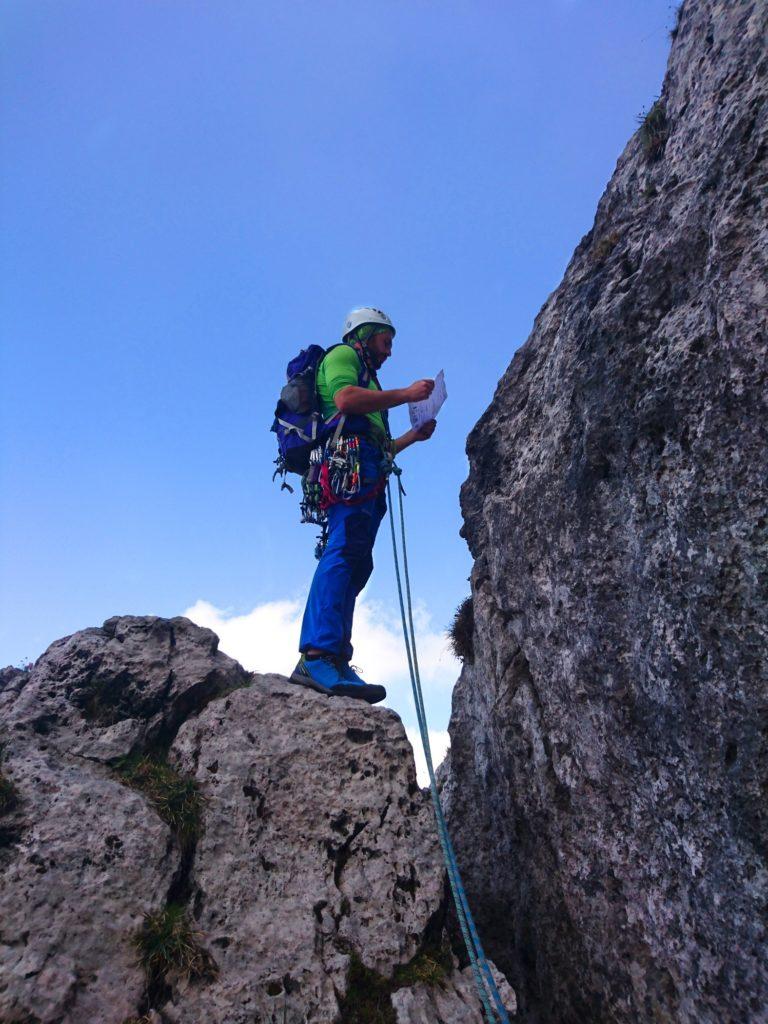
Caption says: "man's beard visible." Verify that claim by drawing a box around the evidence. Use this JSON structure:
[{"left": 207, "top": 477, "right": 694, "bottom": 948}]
[{"left": 357, "top": 339, "right": 382, "bottom": 374}]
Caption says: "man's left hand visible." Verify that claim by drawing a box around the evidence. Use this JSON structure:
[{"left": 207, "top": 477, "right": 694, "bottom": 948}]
[{"left": 414, "top": 419, "right": 437, "bottom": 441}]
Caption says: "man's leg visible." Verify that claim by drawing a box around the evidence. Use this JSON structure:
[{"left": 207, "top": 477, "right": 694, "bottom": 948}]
[
  {"left": 341, "top": 488, "right": 387, "bottom": 661},
  {"left": 294, "top": 493, "right": 387, "bottom": 704},
  {"left": 299, "top": 501, "right": 356, "bottom": 657}
]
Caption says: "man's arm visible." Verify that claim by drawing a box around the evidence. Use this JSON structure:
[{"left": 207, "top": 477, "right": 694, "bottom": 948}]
[{"left": 334, "top": 379, "right": 434, "bottom": 415}]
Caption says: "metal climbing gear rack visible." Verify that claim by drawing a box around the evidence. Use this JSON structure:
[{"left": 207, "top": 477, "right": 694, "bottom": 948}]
[
  {"left": 386, "top": 465, "right": 512, "bottom": 1024},
  {"left": 300, "top": 437, "right": 366, "bottom": 560},
  {"left": 326, "top": 435, "right": 362, "bottom": 501},
  {"left": 300, "top": 446, "right": 328, "bottom": 559}
]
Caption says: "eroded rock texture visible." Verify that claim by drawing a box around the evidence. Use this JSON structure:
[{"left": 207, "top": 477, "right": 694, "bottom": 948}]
[
  {"left": 444, "top": 2, "right": 768, "bottom": 1022},
  {"left": 0, "top": 616, "right": 514, "bottom": 1023}
]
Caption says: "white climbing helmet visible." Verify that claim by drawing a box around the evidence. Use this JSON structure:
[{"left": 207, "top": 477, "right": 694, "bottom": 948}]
[{"left": 342, "top": 307, "right": 396, "bottom": 340}]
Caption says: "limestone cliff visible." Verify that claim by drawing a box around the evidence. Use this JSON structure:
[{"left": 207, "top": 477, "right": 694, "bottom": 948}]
[
  {"left": 0, "top": 616, "right": 514, "bottom": 1024},
  {"left": 443, "top": 1, "right": 768, "bottom": 1022}
]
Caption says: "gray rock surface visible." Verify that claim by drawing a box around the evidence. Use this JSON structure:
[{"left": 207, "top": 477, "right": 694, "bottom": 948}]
[
  {"left": 0, "top": 616, "right": 513, "bottom": 1022},
  {"left": 444, "top": 2, "right": 768, "bottom": 1022},
  {"left": 0, "top": 616, "right": 245, "bottom": 1024},
  {"left": 164, "top": 674, "right": 444, "bottom": 1023}
]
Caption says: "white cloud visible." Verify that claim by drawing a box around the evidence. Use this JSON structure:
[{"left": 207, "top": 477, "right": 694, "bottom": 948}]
[
  {"left": 405, "top": 727, "right": 451, "bottom": 789},
  {"left": 183, "top": 596, "right": 456, "bottom": 786},
  {"left": 182, "top": 593, "right": 460, "bottom": 769},
  {"left": 184, "top": 597, "right": 305, "bottom": 676}
]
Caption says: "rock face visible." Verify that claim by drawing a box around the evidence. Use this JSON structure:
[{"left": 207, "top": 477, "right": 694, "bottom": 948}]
[
  {"left": 0, "top": 616, "right": 515, "bottom": 1023},
  {"left": 443, "top": 2, "right": 768, "bottom": 1022}
]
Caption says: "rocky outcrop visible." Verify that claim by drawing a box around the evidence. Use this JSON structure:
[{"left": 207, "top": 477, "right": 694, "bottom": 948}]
[
  {"left": 0, "top": 616, "right": 515, "bottom": 1023},
  {"left": 444, "top": 1, "right": 768, "bottom": 1022}
]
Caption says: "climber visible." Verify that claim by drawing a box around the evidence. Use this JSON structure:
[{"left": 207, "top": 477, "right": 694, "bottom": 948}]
[{"left": 290, "top": 307, "right": 436, "bottom": 705}]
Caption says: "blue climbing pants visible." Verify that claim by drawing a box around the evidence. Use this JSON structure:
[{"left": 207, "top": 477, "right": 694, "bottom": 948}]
[{"left": 299, "top": 442, "right": 388, "bottom": 661}]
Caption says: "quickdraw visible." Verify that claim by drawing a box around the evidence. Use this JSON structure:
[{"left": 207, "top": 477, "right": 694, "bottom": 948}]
[
  {"left": 324, "top": 436, "right": 365, "bottom": 502},
  {"left": 300, "top": 446, "right": 328, "bottom": 559}
]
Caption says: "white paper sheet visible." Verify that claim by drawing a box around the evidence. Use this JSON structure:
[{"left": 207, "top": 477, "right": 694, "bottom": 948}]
[{"left": 408, "top": 369, "right": 447, "bottom": 429}]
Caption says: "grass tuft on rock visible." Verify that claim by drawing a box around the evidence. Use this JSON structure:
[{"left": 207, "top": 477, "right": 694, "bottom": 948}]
[
  {"left": 637, "top": 101, "right": 669, "bottom": 161},
  {"left": 448, "top": 597, "right": 475, "bottom": 664},
  {"left": 393, "top": 946, "right": 451, "bottom": 988},
  {"left": 337, "top": 954, "right": 396, "bottom": 1024},
  {"left": 132, "top": 903, "right": 217, "bottom": 989},
  {"left": 338, "top": 943, "right": 452, "bottom": 1023},
  {"left": 115, "top": 754, "right": 202, "bottom": 850},
  {"left": 669, "top": 2, "right": 684, "bottom": 39}
]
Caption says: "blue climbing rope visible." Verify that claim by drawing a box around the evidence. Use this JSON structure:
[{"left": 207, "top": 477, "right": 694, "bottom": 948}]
[{"left": 386, "top": 469, "right": 511, "bottom": 1024}]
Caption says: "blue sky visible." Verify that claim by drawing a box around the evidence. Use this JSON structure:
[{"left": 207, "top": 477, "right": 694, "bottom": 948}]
[{"left": 1, "top": 0, "right": 676, "bottom": 763}]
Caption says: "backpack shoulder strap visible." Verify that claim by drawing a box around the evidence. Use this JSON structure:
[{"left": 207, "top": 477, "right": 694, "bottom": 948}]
[
  {"left": 320, "top": 342, "right": 371, "bottom": 387},
  {"left": 319, "top": 343, "right": 379, "bottom": 446}
]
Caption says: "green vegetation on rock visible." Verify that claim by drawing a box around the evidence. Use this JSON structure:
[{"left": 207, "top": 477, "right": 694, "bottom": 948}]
[
  {"left": 448, "top": 597, "right": 475, "bottom": 664},
  {"left": 338, "top": 944, "right": 451, "bottom": 1023},
  {"left": 114, "top": 754, "right": 202, "bottom": 850},
  {"left": 132, "top": 903, "right": 217, "bottom": 990},
  {"left": 0, "top": 746, "right": 19, "bottom": 815},
  {"left": 638, "top": 100, "right": 669, "bottom": 160},
  {"left": 393, "top": 945, "right": 451, "bottom": 988}
]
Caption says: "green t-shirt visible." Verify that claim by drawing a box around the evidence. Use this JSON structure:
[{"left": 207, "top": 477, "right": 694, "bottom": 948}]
[{"left": 317, "top": 344, "right": 388, "bottom": 449}]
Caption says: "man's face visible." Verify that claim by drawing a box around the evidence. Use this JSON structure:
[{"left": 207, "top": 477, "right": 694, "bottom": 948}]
[{"left": 368, "top": 329, "right": 394, "bottom": 366}]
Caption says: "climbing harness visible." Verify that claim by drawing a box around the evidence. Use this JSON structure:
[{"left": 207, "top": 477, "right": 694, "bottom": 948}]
[
  {"left": 387, "top": 466, "right": 511, "bottom": 1024},
  {"left": 300, "top": 435, "right": 382, "bottom": 560}
]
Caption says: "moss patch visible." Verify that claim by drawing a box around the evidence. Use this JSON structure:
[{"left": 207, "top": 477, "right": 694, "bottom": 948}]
[
  {"left": 338, "top": 943, "right": 451, "bottom": 1023},
  {"left": 72, "top": 669, "right": 136, "bottom": 725},
  {"left": 0, "top": 775, "right": 19, "bottom": 815},
  {"left": 132, "top": 903, "right": 217, "bottom": 993},
  {"left": 638, "top": 101, "right": 669, "bottom": 161},
  {"left": 114, "top": 754, "right": 202, "bottom": 850},
  {"left": 337, "top": 955, "right": 397, "bottom": 1024},
  {"left": 448, "top": 597, "right": 474, "bottom": 664},
  {"left": 0, "top": 746, "right": 19, "bottom": 816},
  {"left": 393, "top": 946, "right": 451, "bottom": 989}
]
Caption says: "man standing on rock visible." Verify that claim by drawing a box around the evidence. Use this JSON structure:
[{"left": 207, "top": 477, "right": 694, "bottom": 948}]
[{"left": 290, "top": 307, "right": 436, "bottom": 705}]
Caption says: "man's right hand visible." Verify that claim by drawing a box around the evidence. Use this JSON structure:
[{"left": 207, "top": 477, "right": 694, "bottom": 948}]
[
  {"left": 404, "top": 379, "right": 435, "bottom": 403},
  {"left": 336, "top": 378, "right": 435, "bottom": 416}
]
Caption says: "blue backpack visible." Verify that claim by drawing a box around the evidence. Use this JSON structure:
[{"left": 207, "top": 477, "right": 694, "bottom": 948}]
[{"left": 271, "top": 343, "right": 371, "bottom": 478}]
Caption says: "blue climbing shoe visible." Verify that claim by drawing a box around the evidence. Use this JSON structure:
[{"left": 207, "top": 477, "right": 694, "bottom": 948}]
[
  {"left": 290, "top": 655, "right": 387, "bottom": 705},
  {"left": 338, "top": 661, "right": 368, "bottom": 685},
  {"left": 290, "top": 654, "right": 344, "bottom": 693},
  {"left": 337, "top": 661, "right": 387, "bottom": 705}
]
